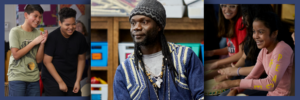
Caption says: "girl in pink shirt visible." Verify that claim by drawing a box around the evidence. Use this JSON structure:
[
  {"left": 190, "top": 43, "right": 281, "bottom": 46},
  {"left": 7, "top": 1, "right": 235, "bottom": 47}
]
[{"left": 213, "top": 12, "right": 294, "bottom": 96}]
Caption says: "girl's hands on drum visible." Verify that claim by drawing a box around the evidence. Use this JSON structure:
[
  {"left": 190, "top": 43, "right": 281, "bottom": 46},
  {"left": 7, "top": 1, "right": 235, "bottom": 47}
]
[
  {"left": 206, "top": 61, "right": 229, "bottom": 71},
  {"left": 214, "top": 75, "right": 232, "bottom": 82},
  {"left": 218, "top": 63, "right": 239, "bottom": 76},
  {"left": 213, "top": 79, "right": 241, "bottom": 90},
  {"left": 218, "top": 67, "right": 238, "bottom": 76}
]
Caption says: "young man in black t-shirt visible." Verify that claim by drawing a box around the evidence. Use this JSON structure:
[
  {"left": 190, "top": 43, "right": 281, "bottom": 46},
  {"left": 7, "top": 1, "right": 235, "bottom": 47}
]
[{"left": 42, "top": 7, "right": 87, "bottom": 96}]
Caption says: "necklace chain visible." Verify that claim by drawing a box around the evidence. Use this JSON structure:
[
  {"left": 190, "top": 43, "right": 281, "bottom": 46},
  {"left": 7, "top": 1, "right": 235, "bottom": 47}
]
[
  {"left": 140, "top": 60, "right": 164, "bottom": 100},
  {"left": 143, "top": 62, "right": 164, "bottom": 88}
]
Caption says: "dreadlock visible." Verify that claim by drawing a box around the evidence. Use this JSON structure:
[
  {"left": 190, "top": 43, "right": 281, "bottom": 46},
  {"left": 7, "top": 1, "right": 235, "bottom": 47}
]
[{"left": 133, "top": 29, "right": 179, "bottom": 91}]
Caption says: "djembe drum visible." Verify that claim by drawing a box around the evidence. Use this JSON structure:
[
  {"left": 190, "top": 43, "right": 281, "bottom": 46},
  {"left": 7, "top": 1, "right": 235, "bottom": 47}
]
[{"left": 204, "top": 79, "right": 228, "bottom": 96}]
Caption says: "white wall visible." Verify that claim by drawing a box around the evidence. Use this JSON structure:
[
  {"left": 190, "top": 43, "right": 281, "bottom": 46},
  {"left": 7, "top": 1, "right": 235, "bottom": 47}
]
[
  {"left": 4, "top": 4, "right": 90, "bottom": 42},
  {"left": 5, "top": 5, "right": 17, "bottom": 42},
  {"left": 76, "top": 4, "right": 90, "bottom": 34}
]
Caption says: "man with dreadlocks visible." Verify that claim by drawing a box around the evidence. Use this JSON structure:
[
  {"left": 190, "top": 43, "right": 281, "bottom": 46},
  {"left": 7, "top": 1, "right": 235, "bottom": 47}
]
[{"left": 113, "top": 0, "right": 204, "bottom": 100}]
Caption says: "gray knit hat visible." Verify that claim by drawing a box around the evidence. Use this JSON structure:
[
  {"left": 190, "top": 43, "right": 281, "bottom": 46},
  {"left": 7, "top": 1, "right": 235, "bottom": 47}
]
[{"left": 129, "top": 0, "right": 166, "bottom": 28}]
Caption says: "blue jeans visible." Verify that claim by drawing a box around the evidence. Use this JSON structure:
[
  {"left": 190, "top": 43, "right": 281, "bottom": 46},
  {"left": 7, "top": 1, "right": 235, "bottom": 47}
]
[
  {"left": 9, "top": 81, "right": 40, "bottom": 96},
  {"left": 219, "top": 37, "right": 227, "bottom": 49},
  {"left": 219, "top": 89, "right": 230, "bottom": 96}
]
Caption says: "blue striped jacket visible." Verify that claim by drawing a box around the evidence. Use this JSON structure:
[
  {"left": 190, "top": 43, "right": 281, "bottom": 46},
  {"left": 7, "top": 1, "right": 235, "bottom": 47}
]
[{"left": 113, "top": 43, "right": 204, "bottom": 100}]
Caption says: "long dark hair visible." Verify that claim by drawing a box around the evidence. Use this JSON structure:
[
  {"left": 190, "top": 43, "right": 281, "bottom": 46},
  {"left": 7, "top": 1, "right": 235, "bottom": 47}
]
[
  {"left": 254, "top": 11, "right": 295, "bottom": 51},
  {"left": 254, "top": 12, "right": 282, "bottom": 40},
  {"left": 218, "top": 4, "right": 242, "bottom": 38},
  {"left": 241, "top": 4, "right": 274, "bottom": 63}
]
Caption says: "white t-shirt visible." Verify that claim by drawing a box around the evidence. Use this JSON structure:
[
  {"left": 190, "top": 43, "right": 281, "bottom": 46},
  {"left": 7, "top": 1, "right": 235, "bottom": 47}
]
[{"left": 142, "top": 51, "right": 163, "bottom": 77}]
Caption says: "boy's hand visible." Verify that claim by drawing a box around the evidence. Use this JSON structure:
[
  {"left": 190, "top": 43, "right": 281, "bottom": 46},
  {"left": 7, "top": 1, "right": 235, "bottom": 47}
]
[
  {"left": 73, "top": 81, "right": 80, "bottom": 93},
  {"left": 33, "top": 35, "right": 43, "bottom": 45},
  {"left": 41, "top": 30, "right": 48, "bottom": 44},
  {"left": 58, "top": 81, "right": 68, "bottom": 92}
]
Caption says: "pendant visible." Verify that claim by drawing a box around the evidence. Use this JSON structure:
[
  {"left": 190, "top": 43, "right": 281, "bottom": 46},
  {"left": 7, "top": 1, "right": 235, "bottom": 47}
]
[{"left": 155, "top": 77, "right": 163, "bottom": 88}]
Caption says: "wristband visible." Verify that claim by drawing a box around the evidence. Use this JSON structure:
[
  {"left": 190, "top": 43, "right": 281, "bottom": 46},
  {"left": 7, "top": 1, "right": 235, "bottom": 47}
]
[{"left": 237, "top": 67, "right": 241, "bottom": 76}]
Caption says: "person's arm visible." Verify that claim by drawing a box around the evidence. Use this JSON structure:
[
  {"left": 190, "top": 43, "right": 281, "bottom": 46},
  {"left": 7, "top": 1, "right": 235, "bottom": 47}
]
[
  {"left": 11, "top": 41, "right": 39, "bottom": 60},
  {"left": 217, "top": 52, "right": 252, "bottom": 76},
  {"left": 233, "top": 52, "right": 246, "bottom": 68},
  {"left": 35, "top": 44, "right": 44, "bottom": 63},
  {"left": 43, "top": 54, "right": 68, "bottom": 92},
  {"left": 73, "top": 35, "right": 88, "bottom": 93},
  {"left": 216, "top": 44, "right": 243, "bottom": 66},
  {"left": 73, "top": 53, "right": 86, "bottom": 93},
  {"left": 214, "top": 53, "right": 248, "bottom": 82},
  {"left": 238, "top": 66, "right": 254, "bottom": 76},
  {"left": 217, "top": 66, "right": 255, "bottom": 78},
  {"left": 113, "top": 64, "right": 131, "bottom": 99},
  {"left": 239, "top": 48, "right": 293, "bottom": 91},
  {"left": 186, "top": 49, "right": 204, "bottom": 99},
  {"left": 213, "top": 50, "right": 265, "bottom": 92},
  {"left": 42, "top": 32, "right": 67, "bottom": 92},
  {"left": 10, "top": 29, "right": 43, "bottom": 60},
  {"left": 35, "top": 30, "right": 48, "bottom": 63},
  {"left": 211, "top": 47, "right": 229, "bottom": 56},
  {"left": 207, "top": 44, "right": 243, "bottom": 70}
]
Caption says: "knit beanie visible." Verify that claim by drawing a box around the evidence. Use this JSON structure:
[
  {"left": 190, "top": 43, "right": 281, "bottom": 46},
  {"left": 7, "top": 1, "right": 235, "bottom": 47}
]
[{"left": 129, "top": 0, "right": 166, "bottom": 29}]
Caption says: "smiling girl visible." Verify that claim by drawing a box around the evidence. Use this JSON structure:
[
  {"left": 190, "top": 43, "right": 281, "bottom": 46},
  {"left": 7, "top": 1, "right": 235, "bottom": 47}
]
[
  {"left": 213, "top": 12, "right": 294, "bottom": 96},
  {"left": 205, "top": 4, "right": 247, "bottom": 70}
]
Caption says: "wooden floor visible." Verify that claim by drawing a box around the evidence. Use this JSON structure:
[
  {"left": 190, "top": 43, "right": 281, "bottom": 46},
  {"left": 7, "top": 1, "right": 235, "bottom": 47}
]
[{"left": 5, "top": 82, "right": 8, "bottom": 96}]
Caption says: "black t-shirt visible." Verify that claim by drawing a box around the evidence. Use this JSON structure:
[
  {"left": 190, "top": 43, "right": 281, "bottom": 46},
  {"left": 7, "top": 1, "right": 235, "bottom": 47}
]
[
  {"left": 231, "top": 42, "right": 263, "bottom": 80},
  {"left": 42, "top": 27, "right": 88, "bottom": 87},
  {"left": 243, "top": 44, "right": 260, "bottom": 67}
]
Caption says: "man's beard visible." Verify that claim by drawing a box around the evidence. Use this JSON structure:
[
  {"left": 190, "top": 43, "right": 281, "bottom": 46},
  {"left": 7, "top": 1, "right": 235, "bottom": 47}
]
[{"left": 132, "top": 29, "right": 160, "bottom": 46}]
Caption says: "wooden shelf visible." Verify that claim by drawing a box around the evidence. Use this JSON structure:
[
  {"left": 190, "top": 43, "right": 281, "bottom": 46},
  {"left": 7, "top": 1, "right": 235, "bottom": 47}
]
[
  {"left": 91, "top": 17, "right": 114, "bottom": 100},
  {"left": 91, "top": 17, "right": 113, "bottom": 29},
  {"left": 117, "top": 17, "right": 204, "bottom": 30},
  {"left": 91, "top": 67, "right": 108, "bottom": 71}
]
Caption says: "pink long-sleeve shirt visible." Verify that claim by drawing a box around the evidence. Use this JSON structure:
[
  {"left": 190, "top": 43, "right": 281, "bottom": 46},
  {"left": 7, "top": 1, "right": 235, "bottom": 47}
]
[{"left": 239, "top": 41, "right": 294, "bottom": 96}]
